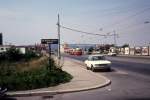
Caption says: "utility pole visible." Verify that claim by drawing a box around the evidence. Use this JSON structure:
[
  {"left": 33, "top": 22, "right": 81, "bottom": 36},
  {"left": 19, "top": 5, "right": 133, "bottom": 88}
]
[
  {"left": 57, "top": 14, "right": 61, "bottom": 59},
  {"left": 113, "top": 30, "right": 117, "bottom": 47}
]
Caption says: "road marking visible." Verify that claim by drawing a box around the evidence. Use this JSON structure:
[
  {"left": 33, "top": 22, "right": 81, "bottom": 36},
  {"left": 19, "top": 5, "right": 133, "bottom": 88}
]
[{"left": 115, "top": 70, "right": 128, "bottom": 75}]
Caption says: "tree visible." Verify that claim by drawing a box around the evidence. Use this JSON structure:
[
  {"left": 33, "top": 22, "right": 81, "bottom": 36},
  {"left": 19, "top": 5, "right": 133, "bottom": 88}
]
[
  {"left": 122, "top": 44, "right": 129, "bottom": 48},
  {"left": 5, "top": 47, "right": 23, "bottom": 61},
  {"left": 24, "top": 50, "right": 38, "bottom": 61},
  {"left": 105, "top": 44, "right": 111, "bottom": 51},
  {"left": 88, "top": 47, "right": 94, "bottom": 54}
]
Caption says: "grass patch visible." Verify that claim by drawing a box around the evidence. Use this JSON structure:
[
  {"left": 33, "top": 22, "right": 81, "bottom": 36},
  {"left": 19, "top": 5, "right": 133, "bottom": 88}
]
[{"left": 0, "top": 57, "right": 73, "bottom": 91}]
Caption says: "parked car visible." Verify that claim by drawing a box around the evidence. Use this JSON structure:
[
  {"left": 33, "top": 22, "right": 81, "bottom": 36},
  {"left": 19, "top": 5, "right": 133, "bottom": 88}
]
[
  {"left": 84, "top": 55, "right": 111, "bottom": 71},
  {"left": 107, "top": 52, "right": 117, "bottom": 56}
]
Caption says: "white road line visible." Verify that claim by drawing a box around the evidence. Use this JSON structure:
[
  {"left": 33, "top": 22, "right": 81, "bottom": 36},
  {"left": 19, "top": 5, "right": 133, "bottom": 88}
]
[{"left": 115, "top": 70, "right": 128, "bottom": 75}]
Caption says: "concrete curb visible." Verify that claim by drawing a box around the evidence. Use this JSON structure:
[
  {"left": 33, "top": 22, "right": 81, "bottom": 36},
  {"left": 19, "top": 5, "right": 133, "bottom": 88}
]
[
  {"left": 7, "top": 57, "right": 111, "bottom": 97},
  {"left": 8, "top": 80, "right": 111, "bottom": 97}
]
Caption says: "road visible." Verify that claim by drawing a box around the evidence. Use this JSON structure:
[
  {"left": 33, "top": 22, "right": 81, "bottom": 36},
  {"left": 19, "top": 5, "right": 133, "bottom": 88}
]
[
  {"left": 15, "top": 54, "right": 150, "bottom": 100},
  {"left": 52, "top": 54, "right": 150, "bottom": 100}
]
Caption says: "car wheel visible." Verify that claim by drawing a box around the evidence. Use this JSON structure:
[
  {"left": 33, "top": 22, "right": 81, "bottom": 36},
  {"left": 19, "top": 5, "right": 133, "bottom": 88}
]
[
  {"left": 91, "top": 65, "right": 95, "bottom": 72},
  {"left": 86, "top": 66, "right": 90, "bottom": 70},
  {"left": 85, "top": 64, "right": 89, "bottom": 70},
  {"left": 107, "top": 68, "right": 111, "bottom": 72}
]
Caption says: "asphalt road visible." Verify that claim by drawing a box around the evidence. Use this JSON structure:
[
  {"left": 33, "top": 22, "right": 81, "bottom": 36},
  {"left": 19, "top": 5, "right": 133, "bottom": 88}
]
[
  {"left": 14, "top": 54, "right": 150, "bottom": 100},
  {"left": 52, "top": 54, "right": 150, "bottom": 100}
]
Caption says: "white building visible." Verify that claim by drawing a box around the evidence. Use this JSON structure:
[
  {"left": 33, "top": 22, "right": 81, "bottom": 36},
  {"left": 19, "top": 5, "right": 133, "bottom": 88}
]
[
  {"left": 0, "top": 45, "right": 11, "bottom": 53},
  {"left": 0, "top": 45, "right": 26, "bottom": 54}
]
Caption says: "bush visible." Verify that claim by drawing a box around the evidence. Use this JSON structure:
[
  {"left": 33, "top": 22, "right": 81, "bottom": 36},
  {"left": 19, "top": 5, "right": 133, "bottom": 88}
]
[
  {"left": 0, "top": 53, "right": 6, "bottom": 62},
  {"left": 0, "top": 67, "right": 72, "bottom": 91},
  {"left": 5, "top": 47, "right": 23, "bottom": 62},
  {"left": 0, "top": 57, "right": 73, "bottom": 91},
  {"left": 88, "top": 47, "right": 94, "bottom": 53},
  {"left": 0, "top": 47, "right": 72, "bottom": 91},
  {"left": 24, "top": 50, "right": 39, "bottom": 61}
]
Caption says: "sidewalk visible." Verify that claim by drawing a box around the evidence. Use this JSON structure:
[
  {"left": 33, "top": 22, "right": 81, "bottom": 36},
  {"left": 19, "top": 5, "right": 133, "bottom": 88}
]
[{"left": 8, "top": 57, "right": 110, "bottom": 97}]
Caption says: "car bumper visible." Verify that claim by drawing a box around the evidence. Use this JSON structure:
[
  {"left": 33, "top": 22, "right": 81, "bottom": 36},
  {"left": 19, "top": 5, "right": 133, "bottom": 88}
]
[{"left": 93, "top": 65, "right": 110, "bottom": 70}]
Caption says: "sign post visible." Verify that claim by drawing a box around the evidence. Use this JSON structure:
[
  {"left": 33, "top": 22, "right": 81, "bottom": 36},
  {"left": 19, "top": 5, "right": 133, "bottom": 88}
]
[{"left": 41, "top": 39, "right": 58, "bottom": 70}]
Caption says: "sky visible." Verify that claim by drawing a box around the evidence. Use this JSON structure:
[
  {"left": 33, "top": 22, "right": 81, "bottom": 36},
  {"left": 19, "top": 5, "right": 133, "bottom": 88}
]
[{"left": 0, "top": 0, "right": 150, "bottom": 46}]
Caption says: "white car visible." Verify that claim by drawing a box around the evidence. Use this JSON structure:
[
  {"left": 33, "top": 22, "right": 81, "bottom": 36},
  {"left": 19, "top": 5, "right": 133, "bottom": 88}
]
[{"left": 84, "top": 55, "right": 111, "bottom": 71}]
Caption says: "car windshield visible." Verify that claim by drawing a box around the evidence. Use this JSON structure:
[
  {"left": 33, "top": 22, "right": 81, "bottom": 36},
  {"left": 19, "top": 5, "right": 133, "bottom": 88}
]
[{"left": 91, "top": 56, "right": 105, "bottom": 60}]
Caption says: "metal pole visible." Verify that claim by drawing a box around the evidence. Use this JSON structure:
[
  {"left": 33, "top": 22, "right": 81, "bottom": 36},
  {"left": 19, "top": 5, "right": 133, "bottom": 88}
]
[{"left": 57, "top": 14, "right": 61, "bottom": 59}]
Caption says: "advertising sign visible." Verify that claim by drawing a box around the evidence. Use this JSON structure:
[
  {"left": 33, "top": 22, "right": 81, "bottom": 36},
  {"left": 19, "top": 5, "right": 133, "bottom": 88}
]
[
  {"left": 142, "top": 47, "right": 149, "bottom": 55},
  {"left": 120, "top": 48, "right": 125, "bottom": 54},
  {"left": 125, "top": 47, "right": 130, "bottom": 55},
  {"left": 130, "top": 47, "right": 135, "bottom": 55},
  {"left": 135, "top": 47, "right": 142, "bottom": 55}
]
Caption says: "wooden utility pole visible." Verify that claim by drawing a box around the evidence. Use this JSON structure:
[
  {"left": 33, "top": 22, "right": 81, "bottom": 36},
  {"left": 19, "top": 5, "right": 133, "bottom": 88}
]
[{"left": 57, "top": 14, "right": 61, "bottom": 59}]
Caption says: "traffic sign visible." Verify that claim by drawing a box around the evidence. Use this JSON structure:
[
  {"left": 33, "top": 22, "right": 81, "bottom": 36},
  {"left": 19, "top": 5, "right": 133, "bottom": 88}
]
[{"left": 41, "top": 39, "right": 58, "bottom": 44}]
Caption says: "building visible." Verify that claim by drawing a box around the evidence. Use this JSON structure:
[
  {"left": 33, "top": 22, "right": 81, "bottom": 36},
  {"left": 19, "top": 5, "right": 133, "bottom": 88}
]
[
  {"left": 0, "top": 45, "right": 11, "bottom": 54},
  {"left": 15, "top": 46, "right": 26, "bottom": 54},
  {"left": 0, "top": 45, "right": 37, "bottom": 54}
]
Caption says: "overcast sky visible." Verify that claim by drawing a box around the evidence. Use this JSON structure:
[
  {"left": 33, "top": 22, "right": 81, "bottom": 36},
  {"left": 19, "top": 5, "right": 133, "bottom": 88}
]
[{"left": 0, "top": 0, "right": 150, "bottom": 46}]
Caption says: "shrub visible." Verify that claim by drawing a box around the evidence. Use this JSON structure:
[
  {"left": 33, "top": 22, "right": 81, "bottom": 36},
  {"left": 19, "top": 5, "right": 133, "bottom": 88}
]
[
  {"left": 24, "top": 50, "right": 39, "bottom": 61},
  {"left": 5, "top": 47, "right": 23, "bottom": 61},
  {"left": 0, "top": 57, "right": 73, "bottom": 91},
  {"left": 0, "top": 66, "right": 72, "bottom": 91},
  {"left": 0, "top": 53, "right": 6, "bottom": 63}
]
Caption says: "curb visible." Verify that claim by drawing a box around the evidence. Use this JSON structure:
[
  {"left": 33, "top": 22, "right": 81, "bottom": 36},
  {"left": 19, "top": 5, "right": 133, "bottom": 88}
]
[
  {"left": 7, "top": 57, "right": 111, "bottom": 97},
  {"left": 8, "top": 80, "right": 111, "bottom": 97}
]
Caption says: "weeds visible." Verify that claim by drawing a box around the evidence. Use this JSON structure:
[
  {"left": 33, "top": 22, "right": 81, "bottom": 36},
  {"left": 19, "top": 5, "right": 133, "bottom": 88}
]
[{"left": 0, "top": 56, "right": 72, "bottom": 91}]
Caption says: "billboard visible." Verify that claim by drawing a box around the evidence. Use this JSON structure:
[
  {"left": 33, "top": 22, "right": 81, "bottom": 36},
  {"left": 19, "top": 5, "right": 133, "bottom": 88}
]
[
  {"left": 135, "top": 47, "right": 142, "bottom": 55},
  {"left": 41, "top": 39, "right": 58, "bottom": 55},
  {"left": 120, "top": 48, "right": 125, "bottom": 54},
  {"left": 125, "top": 47, "right": 130, "bottom": 55},
  {"left": 130, "top": 47, "right": 135, "bottom": 55},
  {"left": 142, "top": 47, "right": 149, "bottom": 55}
]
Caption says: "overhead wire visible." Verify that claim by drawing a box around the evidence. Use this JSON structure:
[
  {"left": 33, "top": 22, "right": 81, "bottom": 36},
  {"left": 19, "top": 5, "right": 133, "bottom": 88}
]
[
  {"left": 59, "top": 5, "right": 150, "bottom": 43},
  {"left": 60, "top": 25, "right": 108, "bottom": 36},
  {"left": 103, "top": 6, "right": 150, "bottom": 29}
]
